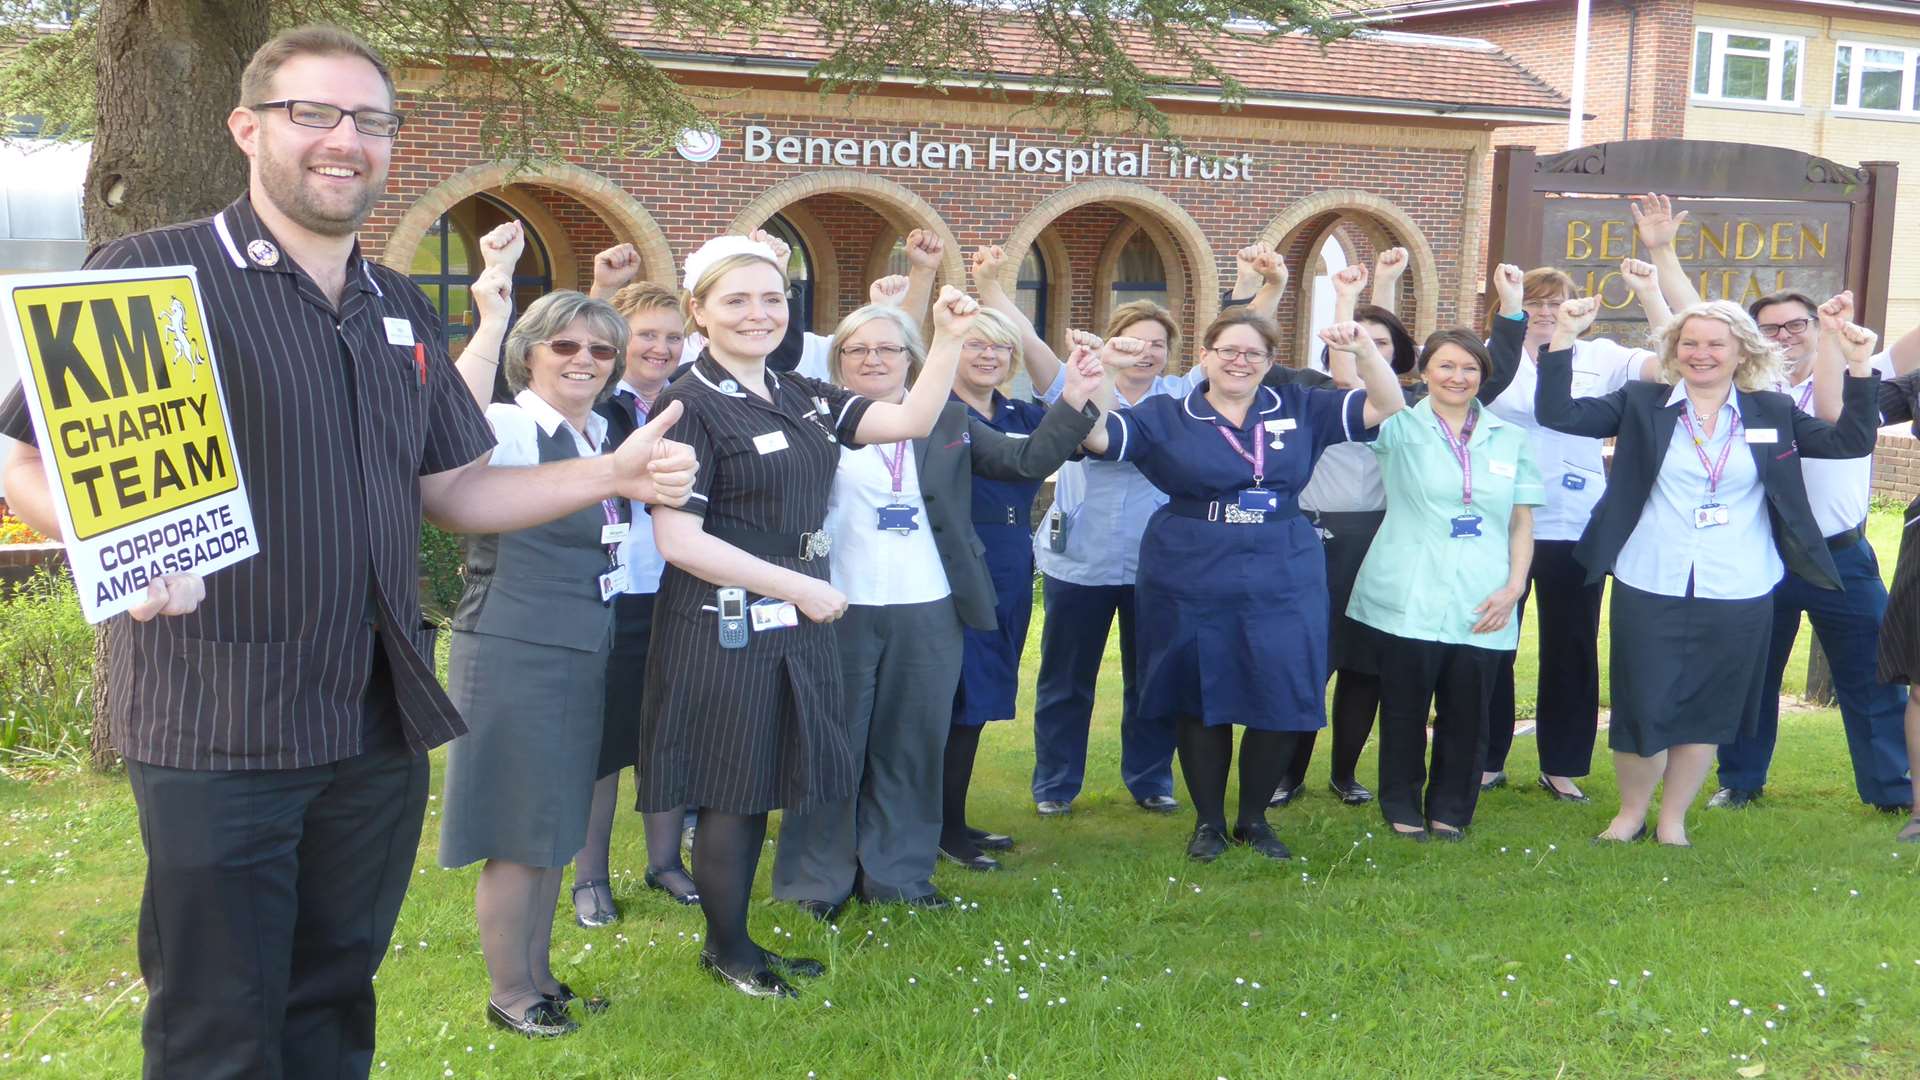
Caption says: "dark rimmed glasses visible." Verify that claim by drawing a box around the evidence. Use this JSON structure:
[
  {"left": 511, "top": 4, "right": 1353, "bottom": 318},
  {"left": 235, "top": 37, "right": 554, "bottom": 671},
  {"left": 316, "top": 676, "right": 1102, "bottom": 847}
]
[{"left": 251, "top": 99, "right": 404, "bottom": 138}]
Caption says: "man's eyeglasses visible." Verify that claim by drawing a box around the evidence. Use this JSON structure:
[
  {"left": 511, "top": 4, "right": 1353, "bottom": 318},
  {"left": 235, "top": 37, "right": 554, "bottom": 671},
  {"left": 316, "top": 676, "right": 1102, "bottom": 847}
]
[
  {"left": 1758, "top": 317, "right": 1812, "bottom": 339},
  {"left": 540, "top": 339, "right": 620, "bottom": 361},
  {"left": 251, "top": 99, "right": 404, "bottom": 138},
  {"left": 840, "top": 344, "right": 909, "bottom": 361}
]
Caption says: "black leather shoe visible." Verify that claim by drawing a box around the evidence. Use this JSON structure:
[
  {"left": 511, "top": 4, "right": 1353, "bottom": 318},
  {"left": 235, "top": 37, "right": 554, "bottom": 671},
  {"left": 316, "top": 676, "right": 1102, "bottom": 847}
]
[
  {"left": 644, "top": 867, "right": 701, "bottom": 906},
  {"left": 1229, "top": 822, "right": 1292, "bottom": 860},
  {"left": 487, "top": 998, "right": 578, "bottom": 1037},
  {"left": 1872, "top": 802, "right": 1914, "bottom": 815},
  {"left": 1328, "top": 777, "right": 1374, "bottom": 805},
  {"left": 1267, "top": 780, "right": 1304, "bottom": 808},
  {"left": 793, "top": 898, "right": 844, "bottom": 923},
  {"left": 1706, "top": 787, "right": 1760, "bottom": 809},
  {"left": 967, "top": 827, "right": 1015, "bottom": 851},
  {"left": 1480, "top": 771, "right": 1508, "bottom": 792},
  {"left": 761, "top": 949, "right": 826, "bottom": 979},
  {"left": 570, "top": 879, "right": 618, "bottom": 928},
  {"left": 544, "top": 982, "right": 609, "bottom": 1014},
  {"left": 1186, "top": 823, "right": 1228, "bottom": 862},
  {"left": 939, "top": 846, "right": 1002, "bottom": 872},
  {"left": 699, "top": 951, "right": 798, "bottom": 999},
  {"left": 1536, "top": 776, "right": 1591, "bottom": 803}
]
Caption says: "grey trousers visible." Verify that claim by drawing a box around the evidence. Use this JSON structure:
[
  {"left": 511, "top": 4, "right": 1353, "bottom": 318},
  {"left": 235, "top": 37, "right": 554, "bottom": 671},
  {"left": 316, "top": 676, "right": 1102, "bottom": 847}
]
[{"left": 773, "top": 597, "right": 963, "bottom": 903}]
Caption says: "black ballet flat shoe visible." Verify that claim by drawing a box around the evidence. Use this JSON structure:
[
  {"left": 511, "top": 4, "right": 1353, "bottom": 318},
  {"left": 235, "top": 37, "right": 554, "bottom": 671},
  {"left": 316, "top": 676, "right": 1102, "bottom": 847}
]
[
  {"left": 544, "top": 982, "right": 609, "bottom": 1014},
  {"left": 1591, "top": 824, "right": 1648, "bottom": 845},
  {"left": 1228, "top": 822, "right": 1293, "bottom": 860},
  {"left": 487, "top": 998, "right": 579, "bottom": 1038},
  {"left": 967, "top": 826, "right": 1015, "bottom": 851},
  {"left": 1389, "top": 824, "right": 1430, "bottom": 843},
  {"left": 570, "top": 879, "right": 618, "bottom": 928},
  {"left": 901, "top": 892, "right": 953, "bottom": 911},
  {"left": 1328, "top": 778, "right": 1374, "bottom": 805},
  {"left": 1268, "top": 781, "right": 1304, "bottom": 809},
  {"left": 761, "top": 949, "right": 826, "bottom": 979},
  {"left": 644, "top": 867, "right": 701, "bottom": 906},
  {"left": 1480, "top": 771, "right": 1508, "bottom": 792},
  {"left": 1536, "top": 776, "right": 1590, "bottom": 803},
  {"left": 793, "top": 898, "right": 845, "bottom": 923},
  {"left": 1186, "top": 823, "right": 1229, "bottom": 862},
  {"left": 1428, "top": 824, "right": 1467, "bottom": 843},
  {"left": 699, "top": 950, "right": 799, "bottom": 999},
  {"left": 939, "top": 846, "right": 1002, "bottom": 872}
]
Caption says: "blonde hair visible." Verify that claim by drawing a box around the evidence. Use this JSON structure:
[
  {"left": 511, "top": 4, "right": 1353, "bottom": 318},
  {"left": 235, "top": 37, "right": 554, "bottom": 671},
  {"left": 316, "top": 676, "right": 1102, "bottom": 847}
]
[
  {"left": 1656, "top": 300, "right": 1786, "bottom": 393},
  {"left": 1522, "top": 267, "right": 1577, "bottom": 306},
  {"left": 609, "top": 281, "right": 680, "bottom": 320},
  {"left": 683, "top": 252, "right": 788, "bottom": 336},
  {"left": 1105, "top": 299, "right": 1181, "bottom": 359},
  {"left": 966, "top": 307, "right": 1024, "bottom": 378},
  {"left": 827, "top": 304, "right": 926, "bottom": 389}
]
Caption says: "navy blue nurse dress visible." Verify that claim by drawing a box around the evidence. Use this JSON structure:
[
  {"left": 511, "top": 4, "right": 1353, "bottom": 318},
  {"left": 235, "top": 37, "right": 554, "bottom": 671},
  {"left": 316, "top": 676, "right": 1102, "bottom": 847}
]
[
  {"left": 1099, "top": 381, "right": 1373, "bottom": 731},
  {"left": 952, "top": 392, "right": 1051, "bottom": 727}
]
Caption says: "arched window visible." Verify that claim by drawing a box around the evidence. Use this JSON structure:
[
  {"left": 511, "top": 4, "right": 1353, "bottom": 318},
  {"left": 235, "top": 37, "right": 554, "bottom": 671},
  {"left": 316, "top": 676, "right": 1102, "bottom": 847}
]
[
  {"left": 409, "top": 193, "right": 551, "bottom": 352},
  {"left": 1110, "top": 230, "right": 1168, "bottom": 311},
  {"left": 763, "top": 213, "right": 814, "bottom": 334}
]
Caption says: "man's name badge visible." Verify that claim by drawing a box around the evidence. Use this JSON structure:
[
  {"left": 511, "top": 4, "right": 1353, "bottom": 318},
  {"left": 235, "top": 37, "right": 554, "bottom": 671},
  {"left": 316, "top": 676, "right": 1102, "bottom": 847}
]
[
  {"left": 383, "top": 317, "right": 415, "bottom": 347},
  {"left": 750, "top": 597, "right": 799, "bottom": 631},
  {"left": 598, "top": 563, "right": 630, "bottom": 602},
  {"left": 1450, "top": 513, "right": 1484, "bottom": 538},
  {"left": 1237, "top": 488, "right": 1280, "bottom": 513},
  {"left": 877, "top": 503, "right": 920, "bottom": 533}
]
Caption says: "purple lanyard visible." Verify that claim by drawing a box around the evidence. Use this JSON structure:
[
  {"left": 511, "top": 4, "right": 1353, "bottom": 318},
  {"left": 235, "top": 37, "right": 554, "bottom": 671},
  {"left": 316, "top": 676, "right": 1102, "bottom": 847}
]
[
  {"left": 1214, "top": 425, "right": 1266, "bottom": 485},
  {"left": 599, "top": 496, "right": 623, "bottom": 562},
  {"left": 1792, "top": 379, "right": 1815, "bottom": 413},
  {"left": 876, "top": 442, "right": 909, "bottom": 498},
  {"left": 1434, "top": 408, "right": 1478, "bottom": 506},
  {"left": 1678, "top": 406, "right": 1743, "bottom": 498}
]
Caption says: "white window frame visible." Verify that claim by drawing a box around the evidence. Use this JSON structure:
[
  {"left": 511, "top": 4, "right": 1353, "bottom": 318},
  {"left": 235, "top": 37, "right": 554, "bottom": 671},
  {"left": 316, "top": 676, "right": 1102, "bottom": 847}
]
[
  {"left": 1691, "top": 26, "right": 1804, "bottom": 108},
  {"left": 1833, "top": 40, "right": 1920, "bottom": 117}
]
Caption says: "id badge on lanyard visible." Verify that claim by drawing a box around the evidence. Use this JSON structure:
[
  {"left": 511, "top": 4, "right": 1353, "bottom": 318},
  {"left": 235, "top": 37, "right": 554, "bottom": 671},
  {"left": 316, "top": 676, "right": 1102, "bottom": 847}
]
[
  {"left": 1435, "top": 409, "right": 1482, "bottom": 538},
  {"left": 597, "top": 497, "right": 629, "bottom": 603},
  {"left": 875, "top": 442, "right": 920, "bottom": 534},
  {"left": 1680, "top": 408, "right": 1741, "bottom": 530}
]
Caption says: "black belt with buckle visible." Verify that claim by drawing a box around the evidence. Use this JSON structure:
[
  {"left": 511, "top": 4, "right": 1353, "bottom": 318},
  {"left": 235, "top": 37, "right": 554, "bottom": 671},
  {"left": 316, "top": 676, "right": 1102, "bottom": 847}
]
[
  {"left": 706, "top": 525, "right": 834, "bottom": 561},
  {"left": 1826, "top": 522, "right": 1866, "bottom": 552},
  {"left": 973, "top": 506, "right": 1024, "bottom": 526}
]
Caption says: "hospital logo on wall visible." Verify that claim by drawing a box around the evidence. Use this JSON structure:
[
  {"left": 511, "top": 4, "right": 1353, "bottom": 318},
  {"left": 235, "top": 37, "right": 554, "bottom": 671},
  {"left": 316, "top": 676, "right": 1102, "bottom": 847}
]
[{"left": 675, "top": 129, "right": 722, "bottom": 164}]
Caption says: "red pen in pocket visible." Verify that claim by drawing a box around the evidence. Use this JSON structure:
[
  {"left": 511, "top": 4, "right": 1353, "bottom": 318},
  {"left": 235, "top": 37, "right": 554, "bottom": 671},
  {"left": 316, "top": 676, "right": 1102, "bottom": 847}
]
[{"left": 414, "top": 342, "right": 427, "bottom": 386}]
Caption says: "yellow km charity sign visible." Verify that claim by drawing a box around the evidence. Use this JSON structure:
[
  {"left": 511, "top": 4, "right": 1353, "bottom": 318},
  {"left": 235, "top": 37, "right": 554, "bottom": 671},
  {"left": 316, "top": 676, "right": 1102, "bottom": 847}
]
[{"left": 12, "top": 272, "right": 235, "bottom": 540}]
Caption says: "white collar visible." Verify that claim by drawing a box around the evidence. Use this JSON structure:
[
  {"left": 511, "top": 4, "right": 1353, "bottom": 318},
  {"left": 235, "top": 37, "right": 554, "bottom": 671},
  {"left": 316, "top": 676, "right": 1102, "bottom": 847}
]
[
  {"left": 1182, "top": 381, "right": 1281, "bottom": 422},
  {"left": 514, "top": 388, "right": 608, "bottom": 445},
  {"left": 1663, "top": 382, "right": 1745, "bottom": 418}
]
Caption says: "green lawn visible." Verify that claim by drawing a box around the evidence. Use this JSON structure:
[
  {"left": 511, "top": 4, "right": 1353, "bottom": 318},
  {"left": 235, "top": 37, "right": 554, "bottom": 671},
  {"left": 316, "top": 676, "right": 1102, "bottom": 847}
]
[{"left": 2, "top": 513, "right": 1916, "bottom": 1078}]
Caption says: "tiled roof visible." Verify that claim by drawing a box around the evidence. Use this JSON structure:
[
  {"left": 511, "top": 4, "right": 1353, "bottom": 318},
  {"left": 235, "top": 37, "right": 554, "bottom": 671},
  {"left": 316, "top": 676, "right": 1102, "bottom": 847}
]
[{"left": 612, "top": 17, "right": 1570, "bottom": 119}]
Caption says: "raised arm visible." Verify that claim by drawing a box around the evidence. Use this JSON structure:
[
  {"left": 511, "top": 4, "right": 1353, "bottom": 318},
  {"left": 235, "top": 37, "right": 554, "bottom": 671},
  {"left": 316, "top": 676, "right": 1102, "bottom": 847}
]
[
  {"left": 1619, "top": 257, "right": 1671, "bottom": 330},
  {"left": 851, "top": 286, "right": 972, "bottom": 444},
  {"left": 1371, "top": 247, "right": 1409, "bottom": 316},
  {"left": 1535, "top": 298, "right": 1628, "bottom": 437},
  {"left": 901, "top": 228, "right": 942, "bottom": 326},
  {"left": 588, "top": 243, "right": 641, "bottom": 301},
  {"left": 455, "top": 221, "right": 525, "bottom": 406},
  {"left": 1331, "top": 264, "right": 1367, "bottom": 330},
  {"left": 1230, "top": 241, "right": 1288, "bottom": 320},
  {"left": 1630, "top": 193, "right": 1702, "bottom": 312},
  {"left": 972, "top": 244, "right": 1061, "bottom": 392},
  {"left": 1794, "top": 319, "right": 1882, "bottom": 460},
  {"left": 1481, "top": 262, "right": 1527, "bottom": 403},
  {"left": 1808, "top": 292, "right": 1855, "bottom": 423},
  {"left": 1320, "top": 322, "right": 1404, "bottom": 428}
]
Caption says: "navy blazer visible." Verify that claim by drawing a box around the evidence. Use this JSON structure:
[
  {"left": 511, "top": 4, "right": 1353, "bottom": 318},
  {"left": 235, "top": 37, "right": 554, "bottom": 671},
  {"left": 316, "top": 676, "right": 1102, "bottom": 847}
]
[{"left": 1534, "top": 348, "right": 1880, "bottom": 591}]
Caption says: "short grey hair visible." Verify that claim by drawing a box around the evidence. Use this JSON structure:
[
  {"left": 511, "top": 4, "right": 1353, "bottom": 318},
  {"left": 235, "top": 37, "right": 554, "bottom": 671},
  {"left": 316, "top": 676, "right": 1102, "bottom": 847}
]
[
  {"left": 503, "top": 290, "right": 628, "bottom": 400},
  {"left": 826, "top": 303, "right": 927, "bottom": 388}
]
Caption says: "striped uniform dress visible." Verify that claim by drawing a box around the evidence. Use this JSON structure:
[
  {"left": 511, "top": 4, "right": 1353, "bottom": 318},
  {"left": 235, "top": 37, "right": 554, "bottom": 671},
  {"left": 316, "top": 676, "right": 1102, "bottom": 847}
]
[{"left": 636, "top": 352, "right": 873, "bottom": 814}]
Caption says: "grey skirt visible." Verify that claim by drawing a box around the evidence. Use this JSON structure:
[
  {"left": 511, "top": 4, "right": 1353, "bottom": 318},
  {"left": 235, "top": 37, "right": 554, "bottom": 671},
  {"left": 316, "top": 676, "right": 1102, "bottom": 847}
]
[
  {"left": 1607, "top": 581, "right": 1770, "bottom": 756},
  {"left": 439, "top": 630, "right": 609, "bottom": 868}
]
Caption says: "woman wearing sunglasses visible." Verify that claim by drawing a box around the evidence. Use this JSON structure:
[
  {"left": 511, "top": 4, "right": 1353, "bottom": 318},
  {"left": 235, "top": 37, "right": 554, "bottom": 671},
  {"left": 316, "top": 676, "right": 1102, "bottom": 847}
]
[{"left": 437, "top": 289, "right": 630, "bottom": 1037}]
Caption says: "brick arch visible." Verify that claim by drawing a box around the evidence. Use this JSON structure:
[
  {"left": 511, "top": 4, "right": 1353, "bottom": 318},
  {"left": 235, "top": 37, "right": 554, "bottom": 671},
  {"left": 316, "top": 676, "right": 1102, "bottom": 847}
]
[
  {"left": 1258, "top": 189, "right": 1441, "bottom": 362},
  {"left": 727, "top": 171, "right": 965, "bottom": 285},
  {"left": 1091, "top": 216, "right": 1188, "bottom": 347},
  {"left": 382, "top": 162, "right": 674, "bottom": 286},
  {"left": 1001, "top": 181, "right": 1220, "bottom": 346}
]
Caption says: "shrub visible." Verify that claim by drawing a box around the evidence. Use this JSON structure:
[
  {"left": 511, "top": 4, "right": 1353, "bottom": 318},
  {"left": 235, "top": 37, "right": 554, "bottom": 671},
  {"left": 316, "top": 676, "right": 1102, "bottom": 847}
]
[
  {"left": 0, "top": 513, "right": 50, "bottom": 545},
  {"left": 0, "top": 567, "right": 94, "bottom": 768},
  {"left": 419, "top": 523, "right": 466, "bottom": 625}
]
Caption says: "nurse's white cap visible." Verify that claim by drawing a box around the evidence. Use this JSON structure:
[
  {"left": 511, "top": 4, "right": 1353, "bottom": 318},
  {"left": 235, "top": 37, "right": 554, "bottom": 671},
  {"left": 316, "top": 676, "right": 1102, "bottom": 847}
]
[{"left": 683, "top": 235, "right": 779, "bottom": 292}]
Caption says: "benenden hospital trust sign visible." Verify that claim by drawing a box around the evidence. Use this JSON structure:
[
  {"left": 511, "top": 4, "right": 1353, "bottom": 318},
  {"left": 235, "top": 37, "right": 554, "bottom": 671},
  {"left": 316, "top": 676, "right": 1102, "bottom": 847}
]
[{"left": 723, "top": 125, "right": 1257, "bottom": 183}]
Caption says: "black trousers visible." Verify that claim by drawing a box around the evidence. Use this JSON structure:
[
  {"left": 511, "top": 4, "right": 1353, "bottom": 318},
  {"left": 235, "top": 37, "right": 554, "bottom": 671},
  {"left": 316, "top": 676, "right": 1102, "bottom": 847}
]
[
  {"left": 1487, "top": 540, "right": 1603, "bottom": 777},
  {"left": 124, "top": 735, "right": 429, "bottom": 1079},
  {"left": 1376, "top": 633, "right": 1508, "bottom": 830}
]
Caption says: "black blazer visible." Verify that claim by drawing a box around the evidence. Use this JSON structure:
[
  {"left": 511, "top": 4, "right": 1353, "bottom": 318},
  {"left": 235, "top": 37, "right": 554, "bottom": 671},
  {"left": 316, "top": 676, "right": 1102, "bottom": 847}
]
[
  {"left": 913, "top": 397, "right": 1096, "bottom": 630},
  {"left": 1534, "top": 348, "right": 1880, "bottom": 590}
]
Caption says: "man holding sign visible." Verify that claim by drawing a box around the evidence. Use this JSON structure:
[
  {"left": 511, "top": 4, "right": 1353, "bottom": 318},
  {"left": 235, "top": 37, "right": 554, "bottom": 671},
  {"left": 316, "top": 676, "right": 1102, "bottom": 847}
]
[{"left": 0, "top": 26, "right": 696, "bottom": 1080}]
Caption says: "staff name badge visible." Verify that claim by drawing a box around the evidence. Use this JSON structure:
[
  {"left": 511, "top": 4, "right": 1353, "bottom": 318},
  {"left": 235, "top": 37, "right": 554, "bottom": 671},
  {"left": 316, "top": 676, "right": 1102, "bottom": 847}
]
[
  {"left": 598, "top": 563, "right": 630, "bottom": 602},
  {"left": 383, "top": 317, "right": 414, "bottom": 348},
  {"left": 750, "top": 596, "right": 799, "bottom": 631},
  {"left": 600, "top": 522, "right": 630, "bottom": 545},
  {"left": 1488, "top": 459, "right": 1517, "bottom": 479},
  {"left": 1744, "top": 428, "right": 1780, "bottom": 444},
  {"left": 753, "top": 430, "right": 790, "bottom": 455}
]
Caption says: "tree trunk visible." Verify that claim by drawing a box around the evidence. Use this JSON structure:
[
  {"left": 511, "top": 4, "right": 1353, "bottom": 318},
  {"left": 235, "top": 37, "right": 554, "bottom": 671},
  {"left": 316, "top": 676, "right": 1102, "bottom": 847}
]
[
  {"left": 1804, "top": 637, "right": 1837, "bottom": 707},
  {"left": 84, "top": 0, "right": 269, "bottom": 768},
  {"left": 84, "top": 0, "right": 268, "bottom": 244}
]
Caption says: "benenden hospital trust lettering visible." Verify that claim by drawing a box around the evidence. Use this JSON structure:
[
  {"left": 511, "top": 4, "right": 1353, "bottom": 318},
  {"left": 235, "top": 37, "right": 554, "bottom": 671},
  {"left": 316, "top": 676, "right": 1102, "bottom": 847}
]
[{"left": 741, "top": 125, "right": 1255, "bottom": 183}]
